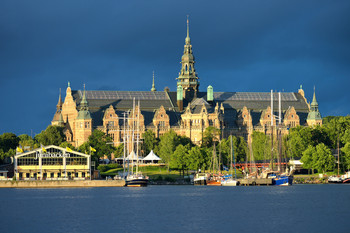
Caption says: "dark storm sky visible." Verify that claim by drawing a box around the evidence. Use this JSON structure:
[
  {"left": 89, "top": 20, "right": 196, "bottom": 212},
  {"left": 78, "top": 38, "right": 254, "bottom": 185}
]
[{"left": 1, "top": 0, "right": 350, "bottom": 136}]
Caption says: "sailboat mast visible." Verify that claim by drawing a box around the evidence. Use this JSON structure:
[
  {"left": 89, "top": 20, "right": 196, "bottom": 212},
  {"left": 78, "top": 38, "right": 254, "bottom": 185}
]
[
  {"left": 271, "top": 90, "right": 274, "bottom": 171},
  {"left": 131, "top": 98, "right": 135, "bottom": 174},
  {"left": 278, "top": 92, "right": 282, "bottom": 172},
  {"left": 123, "top": 112, "right": 126, "bottom": 175},
  {"left": 136, "top": 100, "right": 140, "bottom": 174},
  {"left": 338, "top": 134, "right": 340, "bottom": 176},
  {"left": 127, "top": 111, "right": 130, "bottom": 175},
  {"left": 230, "top": 136, "right": 233, "bottom": 175}
]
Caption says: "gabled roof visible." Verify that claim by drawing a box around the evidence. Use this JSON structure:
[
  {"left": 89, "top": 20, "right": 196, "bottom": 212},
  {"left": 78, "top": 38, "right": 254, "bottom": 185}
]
[
  {"left": 191, "top": 98, "right": 210, "bottom": 106},
  {"left": 14, "top": 145, "right": 90, "bottom": 158},
  {"left": 68, "top": 89, "right": 310, "bottom": 128}
]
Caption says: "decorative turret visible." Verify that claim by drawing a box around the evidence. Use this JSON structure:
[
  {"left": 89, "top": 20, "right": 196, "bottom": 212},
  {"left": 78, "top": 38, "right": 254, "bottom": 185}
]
[
  {"left": 74, "top": 84, "right": 92, "bottom": 147},
  {"left": 207, "top": 85, "right": 213, "bottom": 102},
  {"left": 76, "top": 84, "right": 91, "bottom": 120},
  {"left": 177, "top": 85, "right": 183, "bottom": 111},
  {"left": 57, "top": 112, "right": 64, "bottom": 126},
  {"left": 57, "top": 88, "right": 62, "bottom": 110},
  {"left": 151, "top": 71, "right": 157, "bottom": 92},
  {"left": 307, "top": 87, "right": 322, "bottom": 126},
  {"left": 176, "top": 17, "right": 199, "bottom": 101},
  {"left": 51, "top": 89, "right": 64, "bottom": 126},
  {"left": 61, "top": 81, "right": 78, "bottom": 124}
]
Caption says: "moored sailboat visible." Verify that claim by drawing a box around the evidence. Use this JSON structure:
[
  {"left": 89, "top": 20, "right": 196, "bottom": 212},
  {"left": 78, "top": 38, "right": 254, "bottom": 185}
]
[
  {"left": 221, "top": 136, "right": 239, "bottom": 186},
  {"left": 207, "top": 143, "right": 223, "bottom": 186},
  {"left": 124, "top": 99, "right": 149, "bottom": 187}
]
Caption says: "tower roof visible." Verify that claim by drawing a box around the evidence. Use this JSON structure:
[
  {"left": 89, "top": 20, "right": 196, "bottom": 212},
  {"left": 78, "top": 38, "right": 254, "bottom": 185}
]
[
  {"left": 77, "top": 84, "right": 92, "bottom": 120},
  {"left": 310, "top": 86, "right": 318, "bottom": 107},
  {"left": 56, "top": 88, "right": 62, "bottom": 110},
  {"left": 307, "top": 87, "right": 322, "bottom": 121},
  {"left": 177, "top": 17, "right": 199, "bottom": 97}
]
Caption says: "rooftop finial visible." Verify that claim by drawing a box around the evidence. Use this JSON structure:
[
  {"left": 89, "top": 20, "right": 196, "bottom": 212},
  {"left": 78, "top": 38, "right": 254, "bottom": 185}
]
[
  {"left": 68, "top": 81, "right": 70, "bottom": 87},
  {"left": 151, "top": 71, "right": 156, "bottom": 92},
  {"left": 185, "top": 15, "right": 190, "bottom": 45},
  {"left": 187, "top": 15, "right": 189, "bottom": 38}
]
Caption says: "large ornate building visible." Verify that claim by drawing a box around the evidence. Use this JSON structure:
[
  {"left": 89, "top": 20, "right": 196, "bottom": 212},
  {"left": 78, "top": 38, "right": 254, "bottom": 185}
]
[{"left": 51, "top": 20, "right": 322, "bottom": 148}]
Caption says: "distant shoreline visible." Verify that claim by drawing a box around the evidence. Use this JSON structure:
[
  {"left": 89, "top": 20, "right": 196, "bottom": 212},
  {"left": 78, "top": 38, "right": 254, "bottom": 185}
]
[{"left": 0, "top": 180, "right": 125, "bottom": 188}]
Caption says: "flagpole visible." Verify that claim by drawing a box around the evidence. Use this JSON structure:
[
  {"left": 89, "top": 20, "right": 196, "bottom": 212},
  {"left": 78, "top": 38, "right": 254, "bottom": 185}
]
[{"left": 89, "top": 146, "right": 92, "bottom": 180}]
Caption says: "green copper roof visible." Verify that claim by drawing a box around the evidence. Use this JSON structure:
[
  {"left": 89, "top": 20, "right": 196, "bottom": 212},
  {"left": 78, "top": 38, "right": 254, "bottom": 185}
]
[
  {"left": 77, "top": 85, "right": 91, "bottom": 120},
  {"left": 307, "top": 87, "right": 321, "bottom": 121}
]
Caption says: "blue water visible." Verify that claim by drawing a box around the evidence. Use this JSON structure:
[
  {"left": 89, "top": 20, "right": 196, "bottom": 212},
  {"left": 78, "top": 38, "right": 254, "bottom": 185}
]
[{"left": 1, "top": 185, "right": 349, "bottom": 233}]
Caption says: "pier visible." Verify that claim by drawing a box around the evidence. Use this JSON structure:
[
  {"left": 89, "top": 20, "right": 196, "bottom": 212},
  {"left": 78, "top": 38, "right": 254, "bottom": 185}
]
[{"left": 0, "top": 180, "right": 125, "bottom": 188}]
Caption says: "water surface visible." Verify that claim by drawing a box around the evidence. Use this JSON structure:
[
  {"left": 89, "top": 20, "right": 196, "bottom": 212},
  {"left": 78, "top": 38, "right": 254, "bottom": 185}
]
[{"left": 1, "top": 185, "right": 349, "bottom": 233}]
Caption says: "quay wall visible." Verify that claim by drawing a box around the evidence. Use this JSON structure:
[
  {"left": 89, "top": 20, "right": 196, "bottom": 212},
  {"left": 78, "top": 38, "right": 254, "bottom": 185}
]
[{"left": 0, "top": 180, "right": 125, "bottom": 188}]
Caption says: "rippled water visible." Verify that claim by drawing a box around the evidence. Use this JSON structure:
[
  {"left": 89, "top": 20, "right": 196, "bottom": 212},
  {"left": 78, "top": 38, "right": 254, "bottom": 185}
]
[{"left": 1, "top": 185, "right": 349, "bottom": 233}]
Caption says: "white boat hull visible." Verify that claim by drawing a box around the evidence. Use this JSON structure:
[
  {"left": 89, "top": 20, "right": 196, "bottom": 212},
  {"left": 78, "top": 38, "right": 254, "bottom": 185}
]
[{"left": 221, "top": 179, "right": 239, "bottom": 186}]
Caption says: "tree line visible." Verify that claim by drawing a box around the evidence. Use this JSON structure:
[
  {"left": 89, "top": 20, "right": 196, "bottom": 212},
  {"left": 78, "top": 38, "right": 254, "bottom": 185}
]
[
  {"left": 249, "top": 116, "right": 350, "bottom": 174},
  {"left": 1, "top": 116, "right": 350, "bottom": 174}
]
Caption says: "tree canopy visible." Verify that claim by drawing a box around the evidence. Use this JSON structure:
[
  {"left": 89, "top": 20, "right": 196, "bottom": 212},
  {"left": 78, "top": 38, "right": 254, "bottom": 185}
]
[{"left": 35, "top": 125, "right": 65, "bottom": 146}]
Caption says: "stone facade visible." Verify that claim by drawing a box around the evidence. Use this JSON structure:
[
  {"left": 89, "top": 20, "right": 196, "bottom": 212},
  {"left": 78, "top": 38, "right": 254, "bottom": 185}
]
[{"left": 51, "top": 20, "right": 322, "bottom": 148}]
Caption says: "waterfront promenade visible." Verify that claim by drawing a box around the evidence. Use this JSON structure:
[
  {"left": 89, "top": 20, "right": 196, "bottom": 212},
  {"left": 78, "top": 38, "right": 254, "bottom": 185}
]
[{"left": 0, "top": 180, "right": 125, "bottom": 188}]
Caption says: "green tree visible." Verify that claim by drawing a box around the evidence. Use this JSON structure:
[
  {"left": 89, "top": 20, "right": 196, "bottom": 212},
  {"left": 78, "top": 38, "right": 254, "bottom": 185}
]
[
  {"left": 59, "top": 141, "right": 76, "bottom": 150},
  {"left": 236, "top": 136, "right": 248, "bottom": 162},
  {"left": 301, "top": 145, "right": 316, "bottom": 174},
  {"left": 0, "top": 148, "right": 16, "bottom": 161},
  {"left": 141, "top": 130, "right": 158, "bottom": 155},
  {"left": 78, "top": 130, "right": 115, "bottom": 163},
  {"left": 114, "top": 143, "right": 124, "bottom": 159},
  {"left": 219, "top": 135, "right": 242, "bottom": 168},
  {"left": 251, "top": 131, "right": 269, "bottom": 161},
  {"left": 314, "top": 143, "right": 334, "bottom": 174},
  {"left": 323, "top": 116, "right": 350, "bottom": 149},
  {"left": 35, "top": 126, "right": 65, "bottom": 146},
  {"left": 202, "top": 126, "right": 220, "bottom": 148},
  {"left": 0, "top": 133, "right": 20, "bottom": 152},
  {"left": 157, "top": 130, "right": 180, "bottom": 170},
  {"left": 18, "top": 134, "right": 38, "bottom": 151},
  {"left": 170, "top": 144, "right": 190, "bottom": 176},
  {"left": 341, "top": 128, "right": 350, "bottom": 145},
  {"left": 288, "top": 126, "right": 312, "bottom": 158},
  {"left": 341, "top": 142, "right": 350, "bottom": 170},
  {"left": 187, "top": 146, "right": 209, "bottom": 171}
]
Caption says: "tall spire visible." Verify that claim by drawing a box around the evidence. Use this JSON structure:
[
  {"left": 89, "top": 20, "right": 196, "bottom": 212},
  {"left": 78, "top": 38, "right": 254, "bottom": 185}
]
[
  {"left": 80, "top": 83, "right": 88, "bottom": 110},
  {"left": 185, "top": 15, "right": 190, "bottom": 45},
  {"left": 56, "top": 88, "right": 62, "bottom": 111},
  {"left": 307, "top": 86, "right": 322, "bottom": 125},
  {"left": 311, "top": 86, "right": 318, "bottom": 106},
  {"left": 151, "top": 71, "right": 156, "bottom": 92},
  {"left": 177, "top": 16, "right": 199, "bottom": 101},
  {"left": 77, "top": 84, "right": 91, "bottom": 119}
]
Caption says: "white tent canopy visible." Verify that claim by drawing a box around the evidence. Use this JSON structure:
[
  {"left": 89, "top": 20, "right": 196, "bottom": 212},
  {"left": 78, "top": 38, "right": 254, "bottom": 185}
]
[
  {"left": 143, "top": 150, "right": 161, "bottom": 162},
  {"left": 126, "top": 151, "right": 143, "bottom": 161}
]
